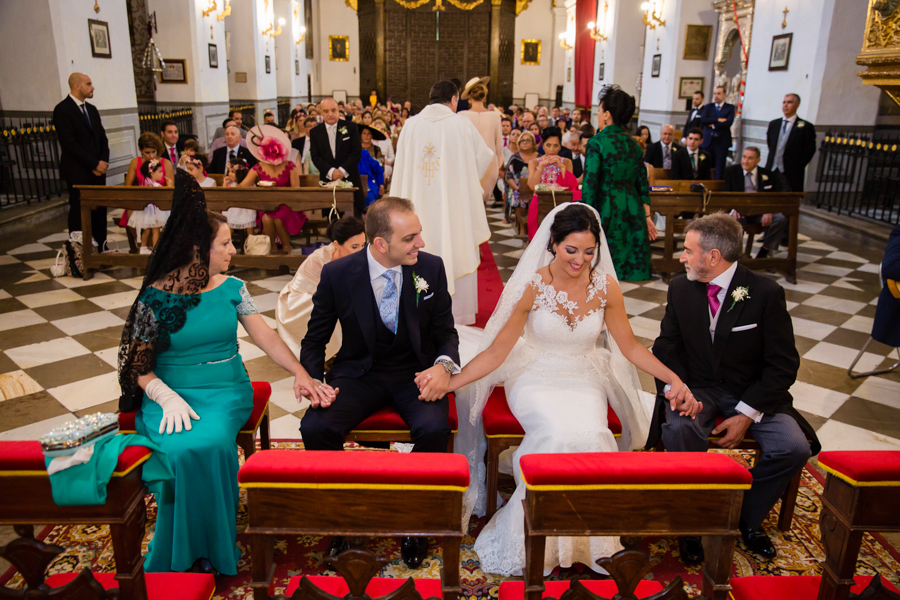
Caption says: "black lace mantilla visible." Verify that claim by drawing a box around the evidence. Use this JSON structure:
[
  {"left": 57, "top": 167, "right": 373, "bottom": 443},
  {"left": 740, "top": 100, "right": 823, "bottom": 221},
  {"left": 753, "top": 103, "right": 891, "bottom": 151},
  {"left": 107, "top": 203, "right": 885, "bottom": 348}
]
[{"left": 117, "top": 172, "right": 212, "bottom": 412}]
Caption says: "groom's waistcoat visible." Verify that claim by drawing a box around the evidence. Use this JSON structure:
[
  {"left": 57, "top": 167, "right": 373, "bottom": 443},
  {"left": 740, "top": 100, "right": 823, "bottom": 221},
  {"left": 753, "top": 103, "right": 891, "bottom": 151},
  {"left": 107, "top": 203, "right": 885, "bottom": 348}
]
[{"left": 371, "top": 292, "right": 417, "bottom": 374}]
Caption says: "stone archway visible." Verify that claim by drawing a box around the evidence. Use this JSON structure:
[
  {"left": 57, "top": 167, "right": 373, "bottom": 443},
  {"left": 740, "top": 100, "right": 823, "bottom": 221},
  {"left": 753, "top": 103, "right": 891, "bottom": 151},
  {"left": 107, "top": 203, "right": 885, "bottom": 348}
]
[{"left": 713, "top": 0, "right": 754, "bottom": 155}]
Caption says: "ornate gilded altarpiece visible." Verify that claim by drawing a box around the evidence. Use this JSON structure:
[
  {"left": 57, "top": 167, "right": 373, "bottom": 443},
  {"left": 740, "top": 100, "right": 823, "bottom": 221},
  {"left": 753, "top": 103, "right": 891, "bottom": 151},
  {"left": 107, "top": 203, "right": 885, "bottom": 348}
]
[{"left": 858, "top": 0, "right": 900, "bottom": 106}]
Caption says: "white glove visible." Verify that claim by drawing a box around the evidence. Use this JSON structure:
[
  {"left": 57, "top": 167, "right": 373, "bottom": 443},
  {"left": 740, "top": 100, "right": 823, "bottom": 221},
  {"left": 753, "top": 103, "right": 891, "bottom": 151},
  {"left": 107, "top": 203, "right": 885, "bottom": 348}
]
[{"left": 145, "top": 378, "right": 200, "bottom": 435}]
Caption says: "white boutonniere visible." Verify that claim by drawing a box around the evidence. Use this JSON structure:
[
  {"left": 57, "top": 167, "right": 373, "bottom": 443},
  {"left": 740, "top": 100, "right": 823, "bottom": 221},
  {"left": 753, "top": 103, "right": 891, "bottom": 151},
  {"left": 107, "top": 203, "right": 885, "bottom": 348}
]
[
  {"left": 413, "top": 272, "right": 429, "bottom": 307},
  {"left": 797, "top": 121, "right": 805, "bottom": 128},
  {"left": 699, "top": 154, "right": 706, "bottom": 161},
  {"left": 727, "top": 286, "right": 750, "bottom": 312},
  {"left": 762, "top": 174, "right": 769, "bottom": 182},
  {"left": 339, "top": 126, "right": 348, "bottom": 136}
]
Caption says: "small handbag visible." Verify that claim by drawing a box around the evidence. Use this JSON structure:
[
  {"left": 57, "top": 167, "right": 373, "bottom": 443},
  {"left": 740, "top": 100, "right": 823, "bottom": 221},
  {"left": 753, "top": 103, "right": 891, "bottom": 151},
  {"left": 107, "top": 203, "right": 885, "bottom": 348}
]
[
  {"left": 244, "top": 234, "right": 271, "bottom": 256},
  {"left": 49, "top": 250, "right": 66, "bottom": 278},
  {"left": 63, "top": 239, "right": 83, "bottom": 278}
]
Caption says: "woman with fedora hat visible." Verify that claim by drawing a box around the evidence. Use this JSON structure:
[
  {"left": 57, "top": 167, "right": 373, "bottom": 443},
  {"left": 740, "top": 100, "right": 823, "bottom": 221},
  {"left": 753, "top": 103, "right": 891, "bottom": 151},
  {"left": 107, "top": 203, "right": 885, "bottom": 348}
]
[
  {"left": 460, "top": 76, "right": 505, "bottom": 204},
  {"left": 232, "top": 124, "right": 305, "bottom": 255}
]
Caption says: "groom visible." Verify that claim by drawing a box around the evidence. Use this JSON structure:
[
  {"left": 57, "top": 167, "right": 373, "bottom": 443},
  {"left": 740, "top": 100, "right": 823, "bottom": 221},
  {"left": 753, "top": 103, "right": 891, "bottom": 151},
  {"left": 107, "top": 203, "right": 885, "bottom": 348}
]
[
  {"left": 300, "top": 196, "right": 460, "bottom": 567},
  {"left": 647, "top": 213, "right": 819, "bottom": 564}
]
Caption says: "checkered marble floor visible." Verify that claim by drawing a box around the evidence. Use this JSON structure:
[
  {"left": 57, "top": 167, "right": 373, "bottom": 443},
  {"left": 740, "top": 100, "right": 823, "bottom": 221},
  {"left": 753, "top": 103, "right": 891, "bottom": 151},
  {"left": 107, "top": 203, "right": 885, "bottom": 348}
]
[{"left": 0, "top": 207, "right": 898, "bottom": 454}]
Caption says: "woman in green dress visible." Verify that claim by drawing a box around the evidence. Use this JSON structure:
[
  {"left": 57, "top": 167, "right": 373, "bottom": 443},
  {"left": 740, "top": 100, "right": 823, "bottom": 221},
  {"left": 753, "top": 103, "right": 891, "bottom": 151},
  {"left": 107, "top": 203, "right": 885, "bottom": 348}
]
[
  {"left": 117, "top": 172, "right": 336, "bottom": 576},
  {"left": 582, "top": 85, "right": 658, "bottom": 281}
]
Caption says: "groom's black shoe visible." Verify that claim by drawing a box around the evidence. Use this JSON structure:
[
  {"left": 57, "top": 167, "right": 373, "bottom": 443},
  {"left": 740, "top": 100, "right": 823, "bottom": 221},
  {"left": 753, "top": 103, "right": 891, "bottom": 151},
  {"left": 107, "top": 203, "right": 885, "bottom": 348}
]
[
  {"left": 678, "top": 536, "right": 704, "bottom": 565},
  {"left": 401, "top": 537, "right": 427, "bottom": 569},
  {"left": 327, "top": 536, "right": 350, "bottom": 558},
  {"left": 740, "top": 520, "right": 777, "bottom": 560}
]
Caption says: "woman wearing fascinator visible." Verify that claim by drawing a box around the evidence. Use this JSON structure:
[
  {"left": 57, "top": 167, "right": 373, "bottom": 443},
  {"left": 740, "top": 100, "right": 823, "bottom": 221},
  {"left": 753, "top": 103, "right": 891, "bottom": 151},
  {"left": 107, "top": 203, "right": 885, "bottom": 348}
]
[
  {"left": 446, "top": 203, "right": 701, "bottom": 577},
  {"left": 117, "top": 171, "right": 336, "bottom": 576}
]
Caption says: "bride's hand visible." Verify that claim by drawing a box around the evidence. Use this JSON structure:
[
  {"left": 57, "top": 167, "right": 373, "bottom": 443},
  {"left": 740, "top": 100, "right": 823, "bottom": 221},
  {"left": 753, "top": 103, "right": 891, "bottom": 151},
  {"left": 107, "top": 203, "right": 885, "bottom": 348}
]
[{"left": 665, "top": 381, "right": 702, "bottom": 419}]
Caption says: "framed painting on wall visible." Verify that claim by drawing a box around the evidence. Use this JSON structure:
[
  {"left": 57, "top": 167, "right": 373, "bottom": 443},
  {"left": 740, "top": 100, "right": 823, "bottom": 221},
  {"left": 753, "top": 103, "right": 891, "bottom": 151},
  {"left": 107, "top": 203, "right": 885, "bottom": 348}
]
[
  {"left": 88, "top": 19, "right": 111, "bottom": 59},
  {"left": 769, "top": 33, "right": 792, "bottom": 71},
  {"left": 329, "top": 36, "right": 349, "bottom": 62},
  {"left": 209, "top": 44, "right": 218, "bottom": 68},
  {"left": 678, "top": 77, "right": 705, "bottom": 99},
  {"left": 265, "top": 55, "right": 271, "bottom": 74},
  {"left": 160, "top": 59, "right": 188, "bottom": 84},
  {"left": 683, "top": 24, "right": 712, "bottom": 60},
  {"left": 651, "top": 54, "right": 661, "bottom": 77},
  {"left": 521, "top": 40, "right": 541, "bottom": 65}
]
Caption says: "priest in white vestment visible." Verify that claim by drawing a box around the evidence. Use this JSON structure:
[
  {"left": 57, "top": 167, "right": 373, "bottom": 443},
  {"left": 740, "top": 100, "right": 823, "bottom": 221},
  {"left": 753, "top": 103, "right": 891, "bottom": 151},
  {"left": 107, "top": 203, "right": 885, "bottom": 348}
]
[{"left": 391, "top": 80, "right": 494, "bottom": 325}]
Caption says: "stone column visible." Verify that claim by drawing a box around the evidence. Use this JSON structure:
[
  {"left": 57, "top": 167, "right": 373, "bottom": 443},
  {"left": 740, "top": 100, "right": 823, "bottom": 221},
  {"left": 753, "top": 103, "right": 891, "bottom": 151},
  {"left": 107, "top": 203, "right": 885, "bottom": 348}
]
[
  {"left": 275, "top": 0, "right": 309, "bottom": 107},
  {"left": 549, "top": 0, "right": 569, "bottom": 106}
]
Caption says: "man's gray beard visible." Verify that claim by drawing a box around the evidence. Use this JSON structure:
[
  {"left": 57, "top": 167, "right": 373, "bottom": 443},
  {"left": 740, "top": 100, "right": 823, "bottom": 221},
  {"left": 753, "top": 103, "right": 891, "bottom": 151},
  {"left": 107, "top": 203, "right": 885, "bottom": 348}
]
[{"left": 685, "top": 265, "right": 708, "bottom": 282}]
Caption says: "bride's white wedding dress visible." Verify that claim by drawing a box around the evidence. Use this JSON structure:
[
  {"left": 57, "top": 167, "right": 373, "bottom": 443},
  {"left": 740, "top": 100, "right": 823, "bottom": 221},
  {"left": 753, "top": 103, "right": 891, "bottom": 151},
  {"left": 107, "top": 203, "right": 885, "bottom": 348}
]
[{"left": 473, "top": 270, "right": 623, "bottom": 577}]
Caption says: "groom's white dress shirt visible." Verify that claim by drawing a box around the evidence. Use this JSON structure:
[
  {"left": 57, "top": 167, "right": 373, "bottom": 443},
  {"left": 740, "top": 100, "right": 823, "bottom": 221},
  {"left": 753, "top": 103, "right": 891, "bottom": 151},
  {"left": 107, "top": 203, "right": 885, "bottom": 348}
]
[{"left": 366, "top": 246, "right": 460, "bottom": 373}]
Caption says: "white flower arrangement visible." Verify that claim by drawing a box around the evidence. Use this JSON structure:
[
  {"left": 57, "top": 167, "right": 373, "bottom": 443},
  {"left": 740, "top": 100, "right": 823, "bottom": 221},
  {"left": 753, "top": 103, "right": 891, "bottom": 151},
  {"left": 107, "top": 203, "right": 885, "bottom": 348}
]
[
  {"left": 339, "top": 126, "right": 348, "bottom": 136},
  {"left": 797, "top": 121, "right": 805, "bottom": 128},
  {"left": 727, "top": 286, "right": 750, "bottom": 312},
  {"left": 699, "top": 154, "right": 706, "bottom": 161},
  {"left": 413, "top": 273, "right": 429, "bottom": 306},
  {"left": 762, "top": 174, "right": 769, "bottom": 181}
]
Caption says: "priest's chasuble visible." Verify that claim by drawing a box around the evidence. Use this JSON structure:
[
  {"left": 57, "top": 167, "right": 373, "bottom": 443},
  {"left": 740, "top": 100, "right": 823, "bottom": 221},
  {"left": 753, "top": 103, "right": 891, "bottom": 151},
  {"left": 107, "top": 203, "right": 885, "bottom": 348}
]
[{"left": 391, "top": 103, "right": 494, "bottom": 297}]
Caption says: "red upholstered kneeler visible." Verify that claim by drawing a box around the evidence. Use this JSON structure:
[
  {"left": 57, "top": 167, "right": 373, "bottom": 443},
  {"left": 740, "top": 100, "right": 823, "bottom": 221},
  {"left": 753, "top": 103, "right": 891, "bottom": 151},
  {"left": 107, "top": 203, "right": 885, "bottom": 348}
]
[
  {"left": 518, "top": 452, "right": 751, "bottom": 600},
  {"left": 729, "top": 576, "right": 899, "bottom": 600},
  {"left": 498, "top": 580, "right": 665, "bottom": 600},
  {"left": 481, "top": 387, "right": 622, "bottom": 519},
  {"left": 44, "top": 571, "right": 215, "bottom": 600},
  {"left": 119, "top": 380, "right": 271, "bottom": 459},
  {"left": 346, "top": 393, "right": 458, "bottom": 452},
  {"left": 285, "top": 576, "right": 444, "bottom": 597},
  {"left": 239, "top": 451, "right": 469, "bottom": 600}
]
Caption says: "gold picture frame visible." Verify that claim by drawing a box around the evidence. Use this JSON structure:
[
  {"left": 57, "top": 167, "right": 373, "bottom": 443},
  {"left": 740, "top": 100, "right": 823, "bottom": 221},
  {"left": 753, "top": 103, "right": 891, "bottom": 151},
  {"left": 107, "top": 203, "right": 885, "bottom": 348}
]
[
  {"left": 683, "top": 24, "right": 712, "bottom": 61},
  {"left": 329, "top": 36, "right": 349, "bottom": 62},
  {"left": 159, "top": 59, "right": 188, "bottom": 84},
  {"left": 521, "top": 39, "right": 541, "bottom": 65}
]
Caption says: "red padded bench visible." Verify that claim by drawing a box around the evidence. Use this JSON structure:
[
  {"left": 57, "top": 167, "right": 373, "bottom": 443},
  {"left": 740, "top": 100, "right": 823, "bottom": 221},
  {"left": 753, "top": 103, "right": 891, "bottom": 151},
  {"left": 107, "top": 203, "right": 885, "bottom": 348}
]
[
  {"left": 512, "top": 452, "right": 751, "bottom": 600},
  {"left": 346, "top": 393, "right": 458, "bottom": 453},
  {"left": 730, "top": 451, "right": 900, "bottom": 600},
  {"left": 239, "top": 450, "right": 469, "bottom": 600},
  {"left": 482, "top": 387, "right": 621, "bottom": 519},
  {"left": 119, "top": 380, "right": 271, "bottom": 459},
  {"left": 0, "top": 441, "right": 214, "bottom": 600}
]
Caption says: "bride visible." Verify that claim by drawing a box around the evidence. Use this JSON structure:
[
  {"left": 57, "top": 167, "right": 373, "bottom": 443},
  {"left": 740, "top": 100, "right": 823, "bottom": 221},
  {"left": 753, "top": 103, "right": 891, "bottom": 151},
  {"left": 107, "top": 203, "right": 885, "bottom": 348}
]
[{"left": 447, "top": 203, "right": 700, "bottom": 577}]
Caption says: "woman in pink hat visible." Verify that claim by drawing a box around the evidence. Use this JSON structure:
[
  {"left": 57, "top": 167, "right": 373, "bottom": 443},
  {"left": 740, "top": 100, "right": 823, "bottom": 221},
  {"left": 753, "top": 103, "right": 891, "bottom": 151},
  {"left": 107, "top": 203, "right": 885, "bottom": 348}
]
[{"left": 233, "top": 124, "right": 306, "bottom": 255}]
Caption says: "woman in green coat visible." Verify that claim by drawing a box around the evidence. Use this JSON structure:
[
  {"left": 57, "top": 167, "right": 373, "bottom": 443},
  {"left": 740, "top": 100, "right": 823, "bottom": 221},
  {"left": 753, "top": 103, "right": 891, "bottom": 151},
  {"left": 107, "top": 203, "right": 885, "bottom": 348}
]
[{"left": 582, "top": 85, "right": 658, "bottom": 281}]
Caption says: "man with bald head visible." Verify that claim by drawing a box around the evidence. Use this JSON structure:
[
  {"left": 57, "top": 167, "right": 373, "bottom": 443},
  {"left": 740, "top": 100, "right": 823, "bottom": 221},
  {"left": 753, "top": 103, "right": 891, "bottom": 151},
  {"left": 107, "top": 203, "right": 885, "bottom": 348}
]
[
  {"left": 309, "top": 97, "right": 364, "bottom": 214},
  {"left": 53, "top": 72, "right": 110, "bottom": 246},
  {"left": 643, "top": 124, "right": 681, "bottom": 170}
]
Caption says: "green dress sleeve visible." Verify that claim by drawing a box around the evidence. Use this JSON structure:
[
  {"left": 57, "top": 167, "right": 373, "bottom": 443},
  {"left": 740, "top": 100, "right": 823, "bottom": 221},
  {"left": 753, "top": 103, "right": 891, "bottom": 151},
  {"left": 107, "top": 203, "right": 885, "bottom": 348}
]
[
  {"left": 582, "top": 138, "right": 603, "bottom": 209},
  {"left": 636, "top": 151, "right": 651, "bottom": 206}
]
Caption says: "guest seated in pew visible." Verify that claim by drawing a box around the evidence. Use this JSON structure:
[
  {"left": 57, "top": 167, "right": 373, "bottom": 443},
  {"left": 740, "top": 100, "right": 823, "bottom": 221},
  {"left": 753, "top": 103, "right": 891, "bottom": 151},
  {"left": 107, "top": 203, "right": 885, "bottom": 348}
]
[
  {"left": 671, "top": 128, "right": 712, "bottom": 181},
  {"left": 526, "top": 126, "right": 578, "bottom": 239},
  {"left": 117, "top": 172, "right": 334, "bottom": 576},
  {"left": 232, "top": 124, "right": 305, "bottom": 256},
  {"left": 276, "top": 216, "right": 367, "bottom": 358},
  {"left": 643, "top": 124, "right": 681, "bottom": 170},
  {"left": 184, "top": 156, "right": 215, "bottom": 188},
  {"left": 124, "top": 132, "right": 175, "bottom": 255},
  {"left": 446, "top": 203, "right": 697, "bottom": 577},
  {"left": 209, "top": 125, "right": 257, "bottom": 174},
  {"left": 209, "top": 117, "right": 248, "bottom": 154},
  {"left": 723, "top": 146, "right": 787, "bottom": 259},
  {"left": 299, "top": 197, "right": 460, "bottom": 569},
  {"left": 175, "top": 138, "right": 204, "bottom": 171},
  {"left": 647, "top": 212, "right": 819, "bottom": 564}
]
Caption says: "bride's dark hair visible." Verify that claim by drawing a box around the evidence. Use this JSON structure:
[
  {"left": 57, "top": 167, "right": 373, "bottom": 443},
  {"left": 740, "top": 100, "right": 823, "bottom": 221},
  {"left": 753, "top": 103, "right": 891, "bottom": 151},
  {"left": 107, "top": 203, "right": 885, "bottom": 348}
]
[{"left": 547, "top": 203, "right": 602, "bottom": 285}]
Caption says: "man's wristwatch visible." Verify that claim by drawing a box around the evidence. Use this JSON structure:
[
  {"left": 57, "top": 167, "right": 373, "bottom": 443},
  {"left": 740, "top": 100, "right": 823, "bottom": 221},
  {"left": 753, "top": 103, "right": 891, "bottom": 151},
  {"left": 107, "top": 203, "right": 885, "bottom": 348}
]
[{"left": 436, "top": 359, "right": 455, "bottom": 374}]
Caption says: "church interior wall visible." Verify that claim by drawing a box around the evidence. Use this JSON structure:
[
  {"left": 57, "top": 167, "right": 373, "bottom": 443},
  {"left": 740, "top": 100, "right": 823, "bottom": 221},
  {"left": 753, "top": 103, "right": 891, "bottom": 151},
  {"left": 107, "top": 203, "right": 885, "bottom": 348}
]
[
  {"left": 0, "top": 1, "right": 62, "bottom": 113},
  {"left": 313, "top": 0, "right": 359, "bottom": 100},
  {"left": 274, "top": 0, "right": 312, "bottom": 103},
  {"left": 226, "top": 0, "right": 279, "bottom": 123},
  {"left": 513, "top": 0, "right": 559, "bottom": 105},
  {"left": 592, "top": 0, "right": 645, "bottom": 110}
]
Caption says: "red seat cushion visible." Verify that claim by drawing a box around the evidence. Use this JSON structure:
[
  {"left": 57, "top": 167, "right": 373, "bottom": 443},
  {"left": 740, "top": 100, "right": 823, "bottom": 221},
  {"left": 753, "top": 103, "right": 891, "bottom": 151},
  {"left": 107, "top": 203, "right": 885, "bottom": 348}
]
[
  {"left": 120, "top": 381, "right": 271, "bottom": 434},
  {"left": 482, "top": 387, "right": 621, "bottom": 437},
  {"left": 499, "top": 579, "right": 664, "bottom": 600},
  {"left": 285, "top": 576, "right": 442, "bottom": 597},
  {"left": 818, "top": 451, "right": 900, "bottom": 487},
  {"left": 238, "top": 450, "right": 469, "bottom": 490},
  {"left": 0, "top": 441, "right": 151, "bottom": 477},
  {"left": 45, "top": 571, "right": 215, "bottom": 600},
  {"left": 353, "top": 393, "right": 458, "bottom": 432},
  {"left": 730, "top": 576, "right": 898, "bottom": 599},
  {"left": 520, "top": 452, "right": 752, "bottom": 490}
]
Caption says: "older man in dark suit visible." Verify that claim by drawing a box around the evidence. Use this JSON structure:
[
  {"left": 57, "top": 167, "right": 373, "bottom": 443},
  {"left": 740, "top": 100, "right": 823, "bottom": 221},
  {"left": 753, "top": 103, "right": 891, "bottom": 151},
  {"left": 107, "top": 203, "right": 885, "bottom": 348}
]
[
  {"left": 648, "top": 213, "right": 818, "bottom": 564},
  {"left": 309, "top": 97, "right": 365, "bottom": 215},
  {"left": 764, "top": 93, "right": 817, "bottom": 192},
  {"left": 644, "top": 124, "right": 681, "bottom": 170},
  {"left": 724, "top": 146, "right": 786, "bottom": 259},
  {"left": 53, "top": 72, "right": 110, "bottom": 247}
]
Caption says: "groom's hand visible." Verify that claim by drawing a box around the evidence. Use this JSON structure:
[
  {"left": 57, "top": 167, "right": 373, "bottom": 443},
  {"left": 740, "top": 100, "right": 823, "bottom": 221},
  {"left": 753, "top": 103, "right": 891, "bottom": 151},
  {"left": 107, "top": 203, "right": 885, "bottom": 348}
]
[
  {"left": 415, "top": 366, "right": 450, "bottom": 402},
  {"left": 710, "top": 414, "right": 752, "bottom": 450}
]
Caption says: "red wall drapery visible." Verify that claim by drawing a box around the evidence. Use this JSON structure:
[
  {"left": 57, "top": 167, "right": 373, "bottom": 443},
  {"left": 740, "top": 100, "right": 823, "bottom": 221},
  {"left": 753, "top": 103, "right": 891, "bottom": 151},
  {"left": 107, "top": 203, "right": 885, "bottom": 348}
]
[{"left": 574, "top": 0, "right": 597, "bottom": 110}]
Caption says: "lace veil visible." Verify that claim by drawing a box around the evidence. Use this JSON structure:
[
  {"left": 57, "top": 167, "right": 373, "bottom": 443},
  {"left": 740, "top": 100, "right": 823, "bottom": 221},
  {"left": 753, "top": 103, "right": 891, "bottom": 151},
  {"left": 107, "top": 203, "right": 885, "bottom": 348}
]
[
  {"left": 455, "top": 203, "right": 650, "bottom": 525},
  {"left": 117, "top": 171, "right": 212, "bottom": 412}
]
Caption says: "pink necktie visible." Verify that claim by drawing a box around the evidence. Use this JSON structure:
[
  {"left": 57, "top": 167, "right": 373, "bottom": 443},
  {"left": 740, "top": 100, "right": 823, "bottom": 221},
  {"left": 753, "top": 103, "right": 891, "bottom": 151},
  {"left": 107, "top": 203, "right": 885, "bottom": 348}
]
[
  {"left": 707, "top": 284, "right": 722, "bottom": 317},
  {"left": 170, "top": 147, "right": 177, "bottom": 164}
]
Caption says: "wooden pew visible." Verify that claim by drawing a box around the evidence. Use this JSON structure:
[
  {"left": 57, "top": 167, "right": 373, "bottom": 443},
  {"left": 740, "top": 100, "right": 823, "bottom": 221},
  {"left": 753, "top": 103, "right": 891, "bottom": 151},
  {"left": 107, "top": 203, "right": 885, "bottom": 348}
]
[
  {"left": 76, "top": 185, "right": 356, "bottom": 279},
  {"left": 651, "top": 179, "right": 724, "bottom": 193}
]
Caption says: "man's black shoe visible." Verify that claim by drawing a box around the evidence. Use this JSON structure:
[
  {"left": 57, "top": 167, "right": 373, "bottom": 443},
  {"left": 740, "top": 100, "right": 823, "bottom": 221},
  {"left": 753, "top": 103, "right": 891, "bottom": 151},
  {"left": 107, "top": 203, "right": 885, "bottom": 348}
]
[
  {"left": 740, "top": 520, "right": 777, "bottom": 559},
  {"left": 678, "top": 536, "right": 704, "bottom": 565},
  {"left": 327, "top": 536, "right": 350, "bottom": 558},
  {"left": 401, "top": 536, "right": 428, "bottom": 569}
]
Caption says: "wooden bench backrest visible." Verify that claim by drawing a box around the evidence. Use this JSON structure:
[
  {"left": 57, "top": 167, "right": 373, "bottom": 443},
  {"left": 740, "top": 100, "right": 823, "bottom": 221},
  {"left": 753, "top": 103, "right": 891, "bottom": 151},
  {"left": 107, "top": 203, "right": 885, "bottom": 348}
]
[{"left": 652, "top": 179, "right": 724, "bottom": 193}]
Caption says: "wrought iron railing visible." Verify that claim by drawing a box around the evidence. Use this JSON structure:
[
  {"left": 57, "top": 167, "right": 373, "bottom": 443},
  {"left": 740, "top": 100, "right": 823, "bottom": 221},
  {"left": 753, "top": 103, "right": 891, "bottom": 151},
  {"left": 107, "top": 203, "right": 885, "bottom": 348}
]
[
  {"left": 138, "top": 107, "right": 194, "bottom": 137},
  {"left": 0, "top": 117, "right": 64, "bottom": 208},
  {"left": 277, "top": 100, "right": 291, "bottom": 128},
  {"left": 815, "top": 129, "right": 900, "bottom": 226}
]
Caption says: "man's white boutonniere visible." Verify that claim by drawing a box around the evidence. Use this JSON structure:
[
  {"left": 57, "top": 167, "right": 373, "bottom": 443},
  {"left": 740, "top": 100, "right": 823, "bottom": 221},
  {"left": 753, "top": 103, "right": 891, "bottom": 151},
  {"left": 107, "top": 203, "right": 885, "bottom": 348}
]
[
  {"left": 699, "top": 154, "right": 706, "bottom": 161},
  {"left": 339, "top": 126, "right": 348, "bottom": 136},
  {"left": 762, "top": 174, "right": 768, "bottom": 182},
  {"left": 727, "top": 286, "right": 750, "bottom": 312},
  {"left": 413, "top": 272, "right": 429, "bottom": 307},
  {"left": 797, "top": 121, "right": 805, "bottom": 128}
]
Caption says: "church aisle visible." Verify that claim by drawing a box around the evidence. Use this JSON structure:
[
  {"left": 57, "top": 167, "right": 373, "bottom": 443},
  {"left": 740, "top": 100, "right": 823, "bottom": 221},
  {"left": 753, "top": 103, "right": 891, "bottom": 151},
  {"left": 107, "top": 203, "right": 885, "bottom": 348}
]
[{"left": 0, "top": 208, "right": 896, "bottom": 454}]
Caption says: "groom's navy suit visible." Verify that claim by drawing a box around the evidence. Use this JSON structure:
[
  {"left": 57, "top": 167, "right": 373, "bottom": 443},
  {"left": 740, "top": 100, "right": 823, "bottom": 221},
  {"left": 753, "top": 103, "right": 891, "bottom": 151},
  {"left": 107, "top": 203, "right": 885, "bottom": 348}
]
[
  {"left": 300, "top": 247, "right": 460, "bottom": 452},
  {"left": 647, "top": 264, "right": 819, "bottom": 530}
]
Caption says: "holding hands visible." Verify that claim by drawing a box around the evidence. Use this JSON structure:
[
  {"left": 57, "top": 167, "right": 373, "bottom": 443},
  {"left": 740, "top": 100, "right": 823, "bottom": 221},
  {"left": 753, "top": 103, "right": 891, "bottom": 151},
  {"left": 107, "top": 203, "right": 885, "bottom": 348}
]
[
  {"left": 414, "top": 365, "right": 451, "bottom": 402},
  {"left": 295, "top": 368, "right": 338, "bottom": 408},
  {"left": 665, "top": 379, "right": 702, "bottom": 419}
]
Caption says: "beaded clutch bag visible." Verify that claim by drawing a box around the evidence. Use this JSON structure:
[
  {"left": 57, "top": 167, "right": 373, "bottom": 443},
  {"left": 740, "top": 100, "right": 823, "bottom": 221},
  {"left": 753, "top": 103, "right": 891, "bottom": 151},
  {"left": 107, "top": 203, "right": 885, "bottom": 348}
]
[{"left": 40, "top": 413, "right": 120, "bottom": 457}]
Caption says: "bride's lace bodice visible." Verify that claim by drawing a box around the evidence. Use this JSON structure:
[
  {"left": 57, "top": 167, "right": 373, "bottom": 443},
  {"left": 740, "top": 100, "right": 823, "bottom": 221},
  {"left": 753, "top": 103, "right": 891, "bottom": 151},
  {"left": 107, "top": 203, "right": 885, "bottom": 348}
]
[{"left": 521, "top": 270, "right": 609, "bottom": 378}]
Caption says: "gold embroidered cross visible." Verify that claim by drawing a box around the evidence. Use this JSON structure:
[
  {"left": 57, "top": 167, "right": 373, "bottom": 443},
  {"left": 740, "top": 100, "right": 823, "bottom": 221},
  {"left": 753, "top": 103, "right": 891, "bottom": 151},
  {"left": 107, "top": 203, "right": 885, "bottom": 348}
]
[{"left": 418, "top": 142, "right": 440, "bottom": 185}]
